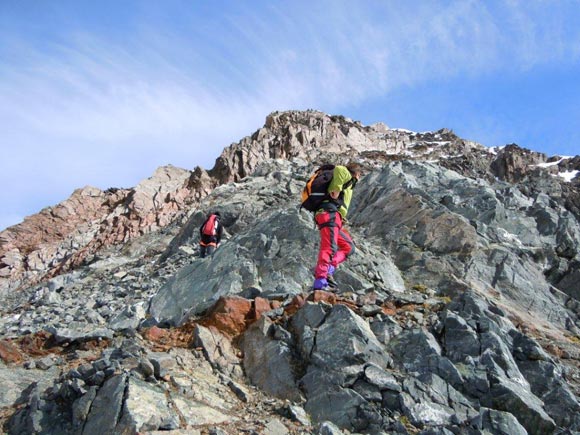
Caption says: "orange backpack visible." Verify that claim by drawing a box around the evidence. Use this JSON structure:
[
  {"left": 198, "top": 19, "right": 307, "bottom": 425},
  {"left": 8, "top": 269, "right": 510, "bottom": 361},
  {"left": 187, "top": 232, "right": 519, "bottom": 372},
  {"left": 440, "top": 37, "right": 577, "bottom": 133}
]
[{"left": 300, "top": 164, "right": 335, "bottom": 211}]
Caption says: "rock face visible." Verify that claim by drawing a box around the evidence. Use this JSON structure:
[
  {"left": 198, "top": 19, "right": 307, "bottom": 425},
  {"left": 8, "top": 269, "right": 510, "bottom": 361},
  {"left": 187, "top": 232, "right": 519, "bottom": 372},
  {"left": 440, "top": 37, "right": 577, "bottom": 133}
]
[
  {"left": 0, "top": 165, "right": 201, "bottom": 293},
  {"left": 1, "top": 110, "right": 580, "bottom": 434}
]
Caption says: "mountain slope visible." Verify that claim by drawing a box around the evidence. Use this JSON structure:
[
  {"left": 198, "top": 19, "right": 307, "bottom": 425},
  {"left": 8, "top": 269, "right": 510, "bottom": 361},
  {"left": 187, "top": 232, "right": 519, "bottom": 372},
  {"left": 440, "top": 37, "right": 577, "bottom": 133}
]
[
  {"left": 2, "top": 110, "right": 578, "bottom": 294},
  {"left": 1, "top": 110, "right": 580, "bottom": 434}
]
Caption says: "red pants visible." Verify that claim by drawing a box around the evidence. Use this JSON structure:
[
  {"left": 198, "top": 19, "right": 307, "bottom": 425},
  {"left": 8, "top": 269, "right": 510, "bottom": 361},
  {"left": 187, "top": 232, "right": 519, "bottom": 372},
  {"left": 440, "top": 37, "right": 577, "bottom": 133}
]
[{"left": 314, "top": 210, "right": 355, "bottom": 279}]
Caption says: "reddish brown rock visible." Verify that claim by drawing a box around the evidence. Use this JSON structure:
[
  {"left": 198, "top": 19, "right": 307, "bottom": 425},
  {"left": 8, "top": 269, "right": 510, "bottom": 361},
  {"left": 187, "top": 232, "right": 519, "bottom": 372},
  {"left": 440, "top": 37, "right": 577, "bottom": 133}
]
[
  {"left": 309, "top": 291, "right": 359, "bottom": 311},
  {"left": 251, "top": 297, "right": 274, "bottom": 321},
  {"left": 142, "top": 326, "right": 170, "bottom": 343},
  {"left": 0, "top": 339, "right": 24, "bottom": 364},
  {"left": 284, "top": 294, "right": 308, "bottom": 316},
  {"left": 381, "top": 302, "right": 397, "bottom": 316},
  {"left": 310, "top": 290, "right": 339, "bottom": 305},
  {"left": 284, "top": 290, "right": 361, "bottom": 317},
  {"left": 490, "top": 144, "right": 546, "bottom": 183},
  {"left": 16, "top": 331, "right": 54, "bottom": 357},
  {"left": 202, "top": 296, "right": 253, "bottom": 337}
]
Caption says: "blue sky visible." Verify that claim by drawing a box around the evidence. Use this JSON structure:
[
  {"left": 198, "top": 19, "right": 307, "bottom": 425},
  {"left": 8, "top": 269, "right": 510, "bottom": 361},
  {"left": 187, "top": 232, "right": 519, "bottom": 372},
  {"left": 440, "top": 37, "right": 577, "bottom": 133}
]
[{"left": 1, "top": 0, "right": 579, "bottom": 231}]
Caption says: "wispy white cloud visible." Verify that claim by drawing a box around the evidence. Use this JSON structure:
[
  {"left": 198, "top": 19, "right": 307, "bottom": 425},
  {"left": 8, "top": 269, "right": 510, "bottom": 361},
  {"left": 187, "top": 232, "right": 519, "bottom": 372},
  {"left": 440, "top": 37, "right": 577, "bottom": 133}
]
[
  {"left": 4, "top": 1, "right": 577, "bottom": 144},
  {"left": 0, "top": 0, "right": 579, "bottom": 230}
]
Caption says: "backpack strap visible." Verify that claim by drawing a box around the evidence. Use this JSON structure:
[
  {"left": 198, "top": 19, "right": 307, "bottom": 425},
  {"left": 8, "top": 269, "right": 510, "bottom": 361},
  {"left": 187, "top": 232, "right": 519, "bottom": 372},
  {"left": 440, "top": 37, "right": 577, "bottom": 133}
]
[
  {"left": 343, "top": 177, "right": 356, "bottom": 190},
  {"left": 320, "top": 202, "right": 339, "bottom": 212}
]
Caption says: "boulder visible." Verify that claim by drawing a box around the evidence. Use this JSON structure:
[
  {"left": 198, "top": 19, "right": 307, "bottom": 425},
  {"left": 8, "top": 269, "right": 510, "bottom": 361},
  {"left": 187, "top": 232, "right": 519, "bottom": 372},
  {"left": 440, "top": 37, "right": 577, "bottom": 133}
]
[{"left": 241, "top": 317, "right": 302, "bottom": 401}]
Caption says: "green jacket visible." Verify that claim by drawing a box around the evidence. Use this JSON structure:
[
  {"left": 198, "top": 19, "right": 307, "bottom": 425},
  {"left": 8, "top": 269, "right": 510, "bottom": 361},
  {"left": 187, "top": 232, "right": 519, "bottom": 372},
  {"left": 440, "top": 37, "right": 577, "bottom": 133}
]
[{"left": 324, "top": 165, "right": 356, "bottom": 219}]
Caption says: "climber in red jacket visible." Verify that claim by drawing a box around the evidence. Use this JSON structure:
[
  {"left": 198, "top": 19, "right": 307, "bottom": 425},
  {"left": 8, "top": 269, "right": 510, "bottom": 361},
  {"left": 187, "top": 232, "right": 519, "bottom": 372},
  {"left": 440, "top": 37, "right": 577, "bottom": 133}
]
[{"left": 199, "top": 212, "right": 223, "bottom": 258}]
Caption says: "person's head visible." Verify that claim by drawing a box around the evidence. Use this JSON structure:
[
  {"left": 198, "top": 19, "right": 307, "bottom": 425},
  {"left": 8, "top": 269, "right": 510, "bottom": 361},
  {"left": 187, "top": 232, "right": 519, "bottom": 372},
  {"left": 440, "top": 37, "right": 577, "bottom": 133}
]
[
  {"left": 346, "top": 162, "right": 362, "bottom": 180},
  {"left": 213, "top": 211, "right": 221, "bottom": 218}
]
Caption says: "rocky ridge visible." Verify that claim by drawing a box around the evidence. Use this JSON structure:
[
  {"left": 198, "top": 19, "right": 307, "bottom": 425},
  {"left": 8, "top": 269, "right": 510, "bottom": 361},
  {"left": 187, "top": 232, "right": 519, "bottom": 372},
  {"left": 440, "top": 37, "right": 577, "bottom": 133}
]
[
  {"left": 2, "top": 111, "right": 579, "bottom": 293},
  {"left": 0, "top": 110, "right": 580, "bottom": 434}
]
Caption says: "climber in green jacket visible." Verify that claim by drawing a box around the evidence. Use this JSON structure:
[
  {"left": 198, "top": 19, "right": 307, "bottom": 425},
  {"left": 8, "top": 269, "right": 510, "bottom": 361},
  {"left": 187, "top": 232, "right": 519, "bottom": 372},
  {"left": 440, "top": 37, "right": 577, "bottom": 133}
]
[{"left": 313, "top": 163, "right": 361, "bottom": 290}]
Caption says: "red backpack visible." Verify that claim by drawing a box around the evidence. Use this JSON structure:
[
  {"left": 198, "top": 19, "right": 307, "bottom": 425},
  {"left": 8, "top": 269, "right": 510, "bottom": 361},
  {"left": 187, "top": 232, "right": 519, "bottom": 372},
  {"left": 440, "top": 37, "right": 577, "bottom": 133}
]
[{"left": 202, "top": 214, "right": 218, "bottom": 236}]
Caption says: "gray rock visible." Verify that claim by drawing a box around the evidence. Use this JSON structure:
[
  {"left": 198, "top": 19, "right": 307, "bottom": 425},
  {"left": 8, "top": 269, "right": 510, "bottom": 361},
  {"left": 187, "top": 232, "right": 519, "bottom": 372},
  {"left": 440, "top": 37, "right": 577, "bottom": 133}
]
[
  {"left": 396, "top": 374, "right": 478, "bottom": 427},
  {"left": 287, "top": 404, "right": 311, "bottom": 426},
  {"left": 361, "top": 304, "right": 383, "bottom": 317},
  {"left": 40, "top": 290, "right": 62, "bottom": 306},
  {"left": 82, "top": 374, "right": 127, "bottom": 435},
  {"left": 469, "top": 407, "right": 528, "bottom": 435},
  {"left": 5, "top": 384, "right": 47, "bottom": 434},
  {"left": 310, "top": 304, "right": 390, "bottom": 369},
  {"left": 148, "top": 352, "right": 176, "bottom": 379},
  {"left": 364, "top": 364, "right": 400, "bottom": 392},
  {"left": 137, "top": 357, "right": 155, "bottom": 378},
  {"left": 263, "top": 418, "right": 289, "bottom": 435},
  {"left": 87, "top": 370, "right": 106, "bottom": 386},
  {"left": 109, "top": 301, "right": 147, "bottom": 332},
  {"left": 400, "top": 390, "right": 455, "bottom": 427},
  {"left": 412, "top": 211, "right": 478, "bottom": 254},
  {"left": 35, "top": 356, "right": 55, "bottom": 370},
  {"left": 227, "top": 379, "right": 251, "bottom": 402},
  {"left": 486, "top": 374, "right": 556, "bottom": 435},
  {"left": 0, "top": 364, "right": 58, "bottom": 408},
  {"left": 317, "top": 421, "right": 345, "bottom": 435},
  {"left": 306, "top": 386, "right": 366, "bottom": 430},
  {"left": 242, "top": 317, "right": 302, "bottom": 401},
  {"left": 117, "top": 376, "right": 180, "bottom": 432},
  {"left": 370, "top": 315, "right": 403, "bottom": 344},
  {"left": 193, "top": 324, "right": 243, "bottom": 379},
  {"left": 71, "top": 386, "right": 98, "bottom": 431},
  {"left": 514, "top": 330, "right": 580, "bottom": 428},
  {"left": 441, "top": 311, "right": 480, "bottom": 362},
  {"left": 46, "top": 321, "right": 114, "bottom": 344},
  {"left": 298, "top": 305, "right": 393, "bottom": 431},
  {"left": 394, "top": 291, "right": 427, "bottom": 305},
  {"left": 172, "top": 395, "right": 236, "bottom": 426},
  {"left": 557, "top": 259, "right": 580, "bottom": 298},
  {"left": 418, "top": 428, "right": 456, "bottom": 435},
  {"left": 290, "top": 301, "right": 329, "bottom": 360},
  {"left": 389, "top": 328, "right": 442, "bottom": 371}
]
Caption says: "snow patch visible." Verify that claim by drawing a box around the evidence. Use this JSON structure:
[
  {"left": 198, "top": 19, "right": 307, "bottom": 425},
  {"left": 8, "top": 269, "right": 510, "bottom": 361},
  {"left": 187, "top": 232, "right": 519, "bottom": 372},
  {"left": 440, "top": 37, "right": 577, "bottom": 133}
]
[
  {"left": 487, "top": 146, "right": 505, "bottom": 155},
  {"left": 554, "top": 170, "right": 579, "bottom": 182},
  {"left": 533, "top": 158, "right": 566, "bottom": 168},
  {"left": 425, "top": 141, "right": 451, "bottom": 146}
]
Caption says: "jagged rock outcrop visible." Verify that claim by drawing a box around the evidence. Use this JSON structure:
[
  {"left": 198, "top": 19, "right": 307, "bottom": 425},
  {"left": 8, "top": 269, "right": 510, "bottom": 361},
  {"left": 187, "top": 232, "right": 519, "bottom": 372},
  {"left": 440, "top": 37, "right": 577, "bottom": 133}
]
[
  {"left": 0, "top": 186, "right": 120, "bottom": 284},
  {"left": 0, "top": 165, "right": 201, "bottom": 293},
  {"left": 1, "top": 110, "right": 580, "bottom": 434}
]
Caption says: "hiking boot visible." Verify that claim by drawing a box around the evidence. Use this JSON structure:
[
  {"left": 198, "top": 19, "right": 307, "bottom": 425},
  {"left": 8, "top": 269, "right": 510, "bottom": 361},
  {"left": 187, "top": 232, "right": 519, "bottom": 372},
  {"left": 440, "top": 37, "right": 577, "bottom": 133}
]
[
  {"left": 326, "top": 265, "right": 337, "bottom": 288},
  {"left": 313, "top": 277, "right": 329, "bottom": 290},
  {"left": 326, "top": 274, "right": 338, "bottom": 289}
]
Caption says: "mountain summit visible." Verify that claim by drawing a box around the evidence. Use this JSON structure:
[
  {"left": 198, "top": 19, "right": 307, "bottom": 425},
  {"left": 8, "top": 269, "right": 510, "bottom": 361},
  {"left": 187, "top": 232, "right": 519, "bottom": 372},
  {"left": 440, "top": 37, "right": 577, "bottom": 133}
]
[{"left": 1, "top": 110, "right": 580, "bottom": 434}]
